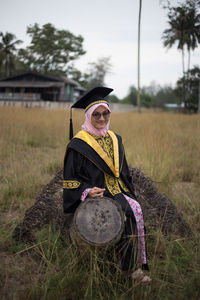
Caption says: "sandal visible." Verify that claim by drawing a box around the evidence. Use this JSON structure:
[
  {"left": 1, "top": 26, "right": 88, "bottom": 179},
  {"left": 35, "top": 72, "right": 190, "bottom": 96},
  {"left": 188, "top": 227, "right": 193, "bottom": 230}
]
[{"left": 131, "top": 268, "right": 152, "bottom": 286}]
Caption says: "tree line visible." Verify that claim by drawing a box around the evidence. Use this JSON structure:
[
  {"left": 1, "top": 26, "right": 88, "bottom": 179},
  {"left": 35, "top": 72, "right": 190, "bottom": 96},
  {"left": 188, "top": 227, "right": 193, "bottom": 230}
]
[
  {"left": 108, "top": 74, "right": 199, "bottom": 113},
  {"left": 0, "top": 0, "right": 200, "bottom": 112},
  {"left": 0, "top": 23, "right": 112, "bottom": 93}
]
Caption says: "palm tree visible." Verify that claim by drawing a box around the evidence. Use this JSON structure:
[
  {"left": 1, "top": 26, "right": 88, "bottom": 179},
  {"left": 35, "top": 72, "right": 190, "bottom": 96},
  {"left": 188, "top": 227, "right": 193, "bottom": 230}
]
[
  {"left": 162, "top": 1, "right": 200, "bottom": 107},
  {"left": 162, "top": 2, "right": 200, "bottom": 76},
  {"left": 0, "top": 32, "right": 22, "bottom": 77}
]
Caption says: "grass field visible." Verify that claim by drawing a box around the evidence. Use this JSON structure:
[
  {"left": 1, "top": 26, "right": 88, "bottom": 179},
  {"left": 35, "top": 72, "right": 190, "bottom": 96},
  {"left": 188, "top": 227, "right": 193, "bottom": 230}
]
[{"left": 0, "top": 106, "right": 200, "bottom": 299}]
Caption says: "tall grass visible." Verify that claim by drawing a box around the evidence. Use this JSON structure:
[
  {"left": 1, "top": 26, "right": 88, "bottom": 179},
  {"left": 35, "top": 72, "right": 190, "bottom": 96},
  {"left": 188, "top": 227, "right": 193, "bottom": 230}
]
[{"left": 0, "top": 106, "right": 200, "bottom": 299}]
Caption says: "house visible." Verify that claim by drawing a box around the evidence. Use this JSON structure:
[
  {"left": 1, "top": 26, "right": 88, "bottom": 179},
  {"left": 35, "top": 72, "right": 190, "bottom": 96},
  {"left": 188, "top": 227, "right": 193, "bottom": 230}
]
[{"left": 0, "top": 71, "right": 85, "bottom": 102}]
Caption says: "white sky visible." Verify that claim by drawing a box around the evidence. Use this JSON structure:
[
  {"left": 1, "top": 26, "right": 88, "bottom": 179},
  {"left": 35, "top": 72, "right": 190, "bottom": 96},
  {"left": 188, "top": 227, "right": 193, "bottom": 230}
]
[{"left": 0, "top": 0, "right": 199, "bottom": 98}]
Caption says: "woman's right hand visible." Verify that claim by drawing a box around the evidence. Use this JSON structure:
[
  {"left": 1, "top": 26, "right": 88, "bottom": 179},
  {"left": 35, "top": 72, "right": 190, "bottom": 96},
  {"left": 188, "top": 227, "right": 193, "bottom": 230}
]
[{"left": 88, "top": 187, "right": 105, "bottom": 198}]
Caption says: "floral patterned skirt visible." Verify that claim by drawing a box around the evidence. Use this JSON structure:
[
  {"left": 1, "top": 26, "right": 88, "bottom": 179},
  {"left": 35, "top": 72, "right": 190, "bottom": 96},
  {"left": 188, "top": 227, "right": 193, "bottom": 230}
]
[{"left": 123, "top": 194, "right": 147, "bottom": 265}]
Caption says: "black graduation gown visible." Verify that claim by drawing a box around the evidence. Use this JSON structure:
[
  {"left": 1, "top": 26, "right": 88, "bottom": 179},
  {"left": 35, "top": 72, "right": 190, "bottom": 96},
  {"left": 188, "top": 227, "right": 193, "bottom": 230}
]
[
  {"left": 63, "top": 130, "right": 136, "bottom": 214},
  {"left": 63, "top": 130, "right": 148, "bottom": 271}
]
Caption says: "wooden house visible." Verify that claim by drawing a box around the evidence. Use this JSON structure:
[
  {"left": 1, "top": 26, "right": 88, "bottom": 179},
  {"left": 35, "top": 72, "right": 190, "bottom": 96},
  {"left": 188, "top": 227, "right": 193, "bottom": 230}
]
[{"left": 0, "top": 72, "right": 85, "bottom": 102}]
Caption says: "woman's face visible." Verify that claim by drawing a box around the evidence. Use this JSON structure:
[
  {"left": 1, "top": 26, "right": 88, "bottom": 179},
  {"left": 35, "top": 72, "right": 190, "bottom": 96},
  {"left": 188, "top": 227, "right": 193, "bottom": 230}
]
[{"left": 91, "top": 105, "right": 111, "bottom": 129}]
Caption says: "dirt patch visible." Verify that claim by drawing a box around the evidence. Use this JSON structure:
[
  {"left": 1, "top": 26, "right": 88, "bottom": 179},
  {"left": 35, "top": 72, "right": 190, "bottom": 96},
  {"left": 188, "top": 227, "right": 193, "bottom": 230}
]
[{"left": 12, "top": 168, "right": 191, "bottom": 243}]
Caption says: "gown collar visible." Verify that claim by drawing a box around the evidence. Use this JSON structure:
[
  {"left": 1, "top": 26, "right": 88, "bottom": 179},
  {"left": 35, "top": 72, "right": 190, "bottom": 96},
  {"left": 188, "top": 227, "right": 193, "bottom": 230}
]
[{"left": 74, "top": 130, "right": 120, "bottom": 178}]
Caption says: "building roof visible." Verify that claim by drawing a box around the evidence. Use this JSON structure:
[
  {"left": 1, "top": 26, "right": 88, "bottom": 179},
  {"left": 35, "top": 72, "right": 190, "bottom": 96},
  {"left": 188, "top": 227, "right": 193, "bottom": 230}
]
[
  {"left": 0, "top": 81, "right": 64, "bottom": 88},
  {"left": 0, "top": 71, "right": 82, "bottom": 88},
  {"left": 164, "top": 103, "right": 184, "bottom": 108}
]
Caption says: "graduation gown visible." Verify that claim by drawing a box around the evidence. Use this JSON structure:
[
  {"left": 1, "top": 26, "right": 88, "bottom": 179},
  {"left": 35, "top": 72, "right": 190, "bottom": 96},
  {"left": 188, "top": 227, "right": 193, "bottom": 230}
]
[
  {"left": 63, "top": 130, "right": 136, "bottom": 214},
  {"left": 63, "top": 129, "right": 149, "bottom": 271}
]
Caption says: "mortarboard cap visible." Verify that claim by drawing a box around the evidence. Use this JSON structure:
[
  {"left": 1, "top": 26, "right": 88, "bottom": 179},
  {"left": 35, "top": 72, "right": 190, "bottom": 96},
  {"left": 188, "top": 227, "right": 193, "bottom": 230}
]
[
  {"left": 69, "top": 86, "right": 113, "bottom": 140},
  {"left": 71, "top": 86, "right": 113, "bottom": 111}
]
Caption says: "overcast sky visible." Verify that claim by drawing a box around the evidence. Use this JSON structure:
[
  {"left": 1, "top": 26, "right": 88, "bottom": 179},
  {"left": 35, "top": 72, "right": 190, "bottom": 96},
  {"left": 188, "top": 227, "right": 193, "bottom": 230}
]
[{"left": 1, "top": 0, "right": 199, "bottom": 98}]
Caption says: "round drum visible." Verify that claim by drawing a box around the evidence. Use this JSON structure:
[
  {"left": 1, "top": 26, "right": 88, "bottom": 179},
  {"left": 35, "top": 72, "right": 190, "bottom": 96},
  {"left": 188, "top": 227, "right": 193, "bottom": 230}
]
[{"left": 71, "top": 197, "right": 125, "bottom": 247}]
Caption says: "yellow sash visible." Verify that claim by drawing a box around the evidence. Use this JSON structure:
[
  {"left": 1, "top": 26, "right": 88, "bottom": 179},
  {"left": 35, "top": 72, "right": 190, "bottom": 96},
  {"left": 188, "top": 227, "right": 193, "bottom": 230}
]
[{"left": 74, "top": 130, "right": 119, "bottom": 178}]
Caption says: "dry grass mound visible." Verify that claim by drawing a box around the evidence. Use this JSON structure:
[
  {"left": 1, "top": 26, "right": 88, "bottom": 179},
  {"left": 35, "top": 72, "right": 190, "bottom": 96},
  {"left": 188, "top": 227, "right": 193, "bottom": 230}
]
[
  {"left": 13, "top": 167, "right": 191, "bottom": 243},
  {"left": 129, "top": 167, "right": 191, "bottom": 236}
]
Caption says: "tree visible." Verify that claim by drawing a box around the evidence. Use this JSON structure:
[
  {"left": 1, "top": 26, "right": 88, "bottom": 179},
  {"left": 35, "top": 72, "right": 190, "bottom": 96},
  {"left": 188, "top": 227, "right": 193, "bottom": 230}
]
[
  {"left": 0, "top": 32, "right": 22, "bottom": 77},
  {"left": 122, "top": 83, "right": 179, "bottom": 108},
  {"left": 175, "top": 65, "right": 200, "bottom": 113},
  {"left": 85, "top": 57, "right": 112, "bottom": 89},
  {"left": 121, "top": 85, "right": 137, "bottom": 105},
  {"left": 141, "top": 81, "right": 161, "bottom": 97},
  {"left": 17, "top": 23, "right": 86, "bottom": 76},
  {"left": 66, "top": 65, "right": 89, "bottom": 87},
  {"left": 184, "top": 0, "right": 200, "bottom": 71},
  {"left": 162, "top": 1, "right": 200, "bottom": 75},
  {"left": 107, "top": 94, "right": 120, "bottom": 103},
  {"left": 141, "top": 93, "right": 152, "bottom": 108},
  {"left": 162, "top": 1, "right": 200, "bottom": 109},
  {"left": 152, "top": 85, "right": 179, "bottom": 107}
]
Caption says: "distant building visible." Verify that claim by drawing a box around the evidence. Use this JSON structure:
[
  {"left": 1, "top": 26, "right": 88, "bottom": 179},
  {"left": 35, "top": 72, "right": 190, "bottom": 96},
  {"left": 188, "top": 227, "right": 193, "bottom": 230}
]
[
  {"left": 164, "top": 102, "right": 184, "bottom": 111},
  {"left": 0, "top": 71, "right": 85, "bottom": 102}
]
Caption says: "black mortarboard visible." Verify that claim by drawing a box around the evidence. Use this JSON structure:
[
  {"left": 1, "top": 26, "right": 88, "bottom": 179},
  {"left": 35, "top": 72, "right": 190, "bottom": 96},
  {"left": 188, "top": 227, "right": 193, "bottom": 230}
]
[{"left": 69, "top": 86, "right": 113, "bottom": 140}]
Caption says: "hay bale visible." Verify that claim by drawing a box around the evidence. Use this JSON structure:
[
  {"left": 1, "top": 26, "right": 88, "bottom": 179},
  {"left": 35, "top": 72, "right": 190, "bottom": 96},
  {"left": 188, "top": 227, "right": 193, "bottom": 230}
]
[
  {"left": 13, "top": 167, "right": 191, "bottom": 243},
  {"left": 13, "top": 169, "right": 65, "bottom": 243}
]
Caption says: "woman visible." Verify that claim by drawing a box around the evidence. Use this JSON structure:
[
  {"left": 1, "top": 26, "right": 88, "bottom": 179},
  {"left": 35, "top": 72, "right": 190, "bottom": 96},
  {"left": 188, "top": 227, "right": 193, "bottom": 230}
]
[{"left": 63, "top": 87, "right": 151, "bottom": 284}]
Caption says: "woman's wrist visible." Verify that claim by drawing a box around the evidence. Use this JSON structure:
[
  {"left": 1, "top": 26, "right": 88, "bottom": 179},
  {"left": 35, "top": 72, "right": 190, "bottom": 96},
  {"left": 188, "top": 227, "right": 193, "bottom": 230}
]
[{"left": 80, "top": 188, "right": 91, "bottom": 201}]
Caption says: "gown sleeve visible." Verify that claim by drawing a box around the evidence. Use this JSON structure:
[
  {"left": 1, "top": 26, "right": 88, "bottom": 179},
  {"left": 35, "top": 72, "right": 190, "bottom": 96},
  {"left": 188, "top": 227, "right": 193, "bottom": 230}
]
[{"left": 63, "top": 148, "right": 94, "bottom": 213}]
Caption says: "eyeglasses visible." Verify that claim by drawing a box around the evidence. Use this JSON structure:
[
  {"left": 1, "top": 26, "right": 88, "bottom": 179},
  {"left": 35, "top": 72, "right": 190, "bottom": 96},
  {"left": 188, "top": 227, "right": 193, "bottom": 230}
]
[{"left": 92, "top": 110, "right": 111, "bottom": 120}]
